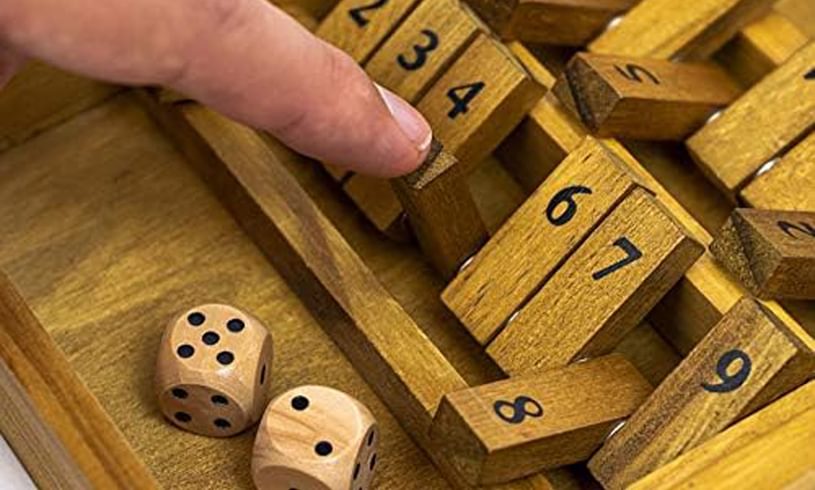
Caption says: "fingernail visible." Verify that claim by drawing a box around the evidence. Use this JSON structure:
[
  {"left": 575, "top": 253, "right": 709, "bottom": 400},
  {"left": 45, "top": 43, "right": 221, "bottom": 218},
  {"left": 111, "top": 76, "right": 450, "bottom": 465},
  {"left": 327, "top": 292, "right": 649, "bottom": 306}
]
[{"left": 375, "top": 83, "right": 433, "bottom": 153}]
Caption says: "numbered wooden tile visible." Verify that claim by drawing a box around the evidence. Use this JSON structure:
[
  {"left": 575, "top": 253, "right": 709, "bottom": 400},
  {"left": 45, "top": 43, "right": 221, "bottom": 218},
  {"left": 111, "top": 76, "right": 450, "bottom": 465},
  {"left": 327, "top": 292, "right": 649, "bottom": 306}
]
[
  {"left": 391, "top": 140, "right": 487, "bottom": 277},
  {"left": 552, "top": 53, "right": 741, "bottom": 140},
  {"left": 630, "top": 381, "right": 815, "bottom": 489},
  {"left": 711, "top": 209, "right": 815, "bottom": 299},
  {"left": 430, "top": 355, "right": 652, "bottom": 485},
  {"left": 442, "top": 137, "right": 644, "bottom": 345},
  {"left": 589, "top": 0, "right": 774, "bottom": 60},
  {"left": 463, "top": 0, "right": 638, "bottom": 45},
  {"left": 316, "top": 0, "right": 421, "bottom": 64},
  {"left": 588, "top": 297, "right": 815, "bottom": 489},
  {"left": 687, "top": 42, "right": 815, "bottom": 198},
  {"left": 417, "top": 33, "right": 544, "bottom": 170},
  {"left": 487, "top": 188, "right": 704, "bottom": 375},
  {"left": 365, "top": 0, "right": 483, "bottom": 104},
  {"left": 741, "top": 130, "right": 815, "bottom": 211}
]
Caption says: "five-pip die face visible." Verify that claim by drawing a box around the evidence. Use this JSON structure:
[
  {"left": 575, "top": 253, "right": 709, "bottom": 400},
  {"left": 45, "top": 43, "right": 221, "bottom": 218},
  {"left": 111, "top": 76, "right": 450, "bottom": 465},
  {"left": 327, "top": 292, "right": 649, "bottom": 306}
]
[{"left": 155, "top": 304, "right": 273, "bottom": 437}]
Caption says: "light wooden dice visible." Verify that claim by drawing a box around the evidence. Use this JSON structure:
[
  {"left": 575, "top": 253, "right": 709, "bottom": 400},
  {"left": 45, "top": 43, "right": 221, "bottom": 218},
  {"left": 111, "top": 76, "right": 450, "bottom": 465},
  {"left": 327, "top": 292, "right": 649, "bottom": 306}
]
[
  {"left": 252, "top": 385, "right": 379, "bottom": 490},
  {"left": 155, "top": 304, "right": 273, "bottom": 437}
]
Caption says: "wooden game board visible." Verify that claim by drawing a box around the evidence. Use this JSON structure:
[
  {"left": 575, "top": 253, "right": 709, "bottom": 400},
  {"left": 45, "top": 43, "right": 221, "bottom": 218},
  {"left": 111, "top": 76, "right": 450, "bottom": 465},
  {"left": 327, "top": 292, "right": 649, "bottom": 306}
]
[{"left": 1, "top": 0, "right": 814, "bottom": 489}]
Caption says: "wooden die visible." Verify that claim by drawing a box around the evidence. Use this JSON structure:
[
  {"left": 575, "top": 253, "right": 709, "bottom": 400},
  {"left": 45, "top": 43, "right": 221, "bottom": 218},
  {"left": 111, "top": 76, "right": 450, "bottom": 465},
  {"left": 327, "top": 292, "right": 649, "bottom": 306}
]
[
  {"left": 252, "top": 385, "right": 379, "bottom": 490},
  {"left": 155, "top": 304, "right": 273, "bottom": 437}
]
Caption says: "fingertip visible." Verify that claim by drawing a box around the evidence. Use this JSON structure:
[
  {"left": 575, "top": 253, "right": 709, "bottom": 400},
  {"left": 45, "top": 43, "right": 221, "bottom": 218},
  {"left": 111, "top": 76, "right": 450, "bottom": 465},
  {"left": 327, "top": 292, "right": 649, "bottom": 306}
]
[{"left": 374, "top": 84, "right": 433, "bottom": 154}]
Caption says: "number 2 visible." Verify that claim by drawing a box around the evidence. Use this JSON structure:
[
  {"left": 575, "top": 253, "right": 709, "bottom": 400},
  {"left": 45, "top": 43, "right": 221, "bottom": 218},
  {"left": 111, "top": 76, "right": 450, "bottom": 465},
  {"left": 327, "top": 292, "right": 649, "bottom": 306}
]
[
  {"left": 447, "top": 82, "right": 485, "bottom": 119},
  {"left": 702, "top": 349, "right": 752, "bottom": 393},
  {"left": 592, "top": 237, "right": 642, "bottom": 280},
  {"left": 614, "top": 64, "right": 660, "bottom": 85},
  {"left": 349, "top": 0, "right": 388, "bottom": 27},
  {"left": 397, "top": 29, "right": 439, "bottom": 71}
]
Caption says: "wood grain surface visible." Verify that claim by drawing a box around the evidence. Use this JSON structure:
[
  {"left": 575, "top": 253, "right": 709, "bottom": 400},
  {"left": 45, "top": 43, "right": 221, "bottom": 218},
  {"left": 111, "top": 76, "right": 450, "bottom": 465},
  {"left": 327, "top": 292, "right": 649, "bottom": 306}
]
[
  {"left": 463, "top": 0, "right": 638, "bottom": 45},
  {"left": 711, "top": 209, "right": 815, "bottom": 299},
  {"left": 687, "top": 41, "right": 815, "bottom": 197},
  {"left": 0, "top": 95, "right": 453, "bottom": 489},
  {"left": 741, "top": 130, "right": 815, "bottom": 211},
  {"left": 629, "top": 381, "right": 815, "bottom": 489},
  {"left": 392, "top": 141, "right": 488, "bottom": 278},
  {"left": 365, "top": 0, "right": 483, "bottom": 105},
  {"left": 487, "top": 189, "right": 703, "bottom": 374},
  {"left": 554, "top": 53, "right": 741, "bottom": 140},
  {"left": 443, "top": 137, "right": 643, "bottom": 346},
  {"left": 316, "top": 0, "right": 422, "bottom": 64},
  {"left": 144, "top": 97, "right": 566, "bottom": 489},
  {"left": 0, "top": 62, "right": 119, "bottom": 152},
  {"left": 588, "top": 297, "right": 815, "bottom": 489},
  {"left": 431, "top": 355, "right": 651, "bottom": 485},
  {"left": 0, "top": 272, "right": 159, "bottom": 489},
  {"left": 589, "top": 0, "right": 774, "bottom": 60}
]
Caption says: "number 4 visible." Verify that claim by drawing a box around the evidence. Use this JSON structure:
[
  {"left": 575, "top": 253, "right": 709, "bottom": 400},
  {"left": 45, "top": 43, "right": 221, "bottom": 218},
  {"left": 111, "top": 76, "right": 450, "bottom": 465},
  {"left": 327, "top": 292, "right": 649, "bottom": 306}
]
[{"left": 447, "top": 82, "right": 485, "bottom": 119}]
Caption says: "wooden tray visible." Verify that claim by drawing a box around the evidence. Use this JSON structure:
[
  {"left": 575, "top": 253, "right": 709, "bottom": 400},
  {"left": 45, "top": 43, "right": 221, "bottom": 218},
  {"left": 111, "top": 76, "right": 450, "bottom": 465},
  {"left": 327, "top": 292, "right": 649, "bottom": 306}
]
[{"left": 1, "top": 1, "right": 814, "bottom": 489}]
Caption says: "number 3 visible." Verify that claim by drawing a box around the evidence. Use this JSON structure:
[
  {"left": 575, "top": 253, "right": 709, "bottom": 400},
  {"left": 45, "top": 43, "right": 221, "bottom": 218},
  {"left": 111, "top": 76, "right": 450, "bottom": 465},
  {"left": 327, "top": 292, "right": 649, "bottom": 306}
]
[{"left": 397, "top": 30, "right": 439, "bottom": 71}]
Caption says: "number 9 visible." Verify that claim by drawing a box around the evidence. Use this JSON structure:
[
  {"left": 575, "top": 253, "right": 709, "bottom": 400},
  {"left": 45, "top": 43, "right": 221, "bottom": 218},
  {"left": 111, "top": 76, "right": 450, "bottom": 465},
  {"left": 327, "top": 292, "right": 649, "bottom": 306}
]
[
  {"left": 702, "top": 349, "right": 752, "bottom": 393},
  {"left": 546, "top": 186, "right": 593, "bottom": 226}
]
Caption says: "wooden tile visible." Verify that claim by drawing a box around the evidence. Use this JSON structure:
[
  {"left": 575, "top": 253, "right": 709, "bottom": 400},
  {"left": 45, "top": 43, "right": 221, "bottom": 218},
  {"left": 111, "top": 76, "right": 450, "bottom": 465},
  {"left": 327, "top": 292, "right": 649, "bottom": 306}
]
[
  {"left": 391, "top": 141, "right": 487, "bottom": 278},
  {"left": 711, "top": 208, "right": 815, "bottom": 299},
  {"left": 430, "top": 355, "right": 651, "bottom": 485},
  {"left": 553, "top": 53, "right": 741, "bottom": 140},
  {"left": 589, "top": 0, "right": 774, "bottom": 61},
  {"left": 442, "top": 137, "right": 644, "bottom": 346},
  {"left": 715, "top": 12, "right": 808, "bottom": 87},
  {"left": 588, "top": 298, "right": 815, "bottom": 489},
  {"left": 417, "top": 33, "right": 544, "bottom": 169},
  {"left": 687, "top": 42, "right": 815, "bottom": 198},
  {"left": 316, "top": 0, "right": 421, "bottom": 64},
  {"left": 365, "top": 0, "right": 483, "bottom": 104},
  {"left": 741, "top": 130, "right": 815, "bottom": 211},
  {"left": 640, "top": 409, "right": 815, "bottom": 489},
  {"left": 630, "top": 381, "right": 815, "bottom": 489},
  {"left": 463, "top": 0, "right": 638, "bottom": 45},
  {"left": 487, "top": 188, "right": 703, "bottom": 375}
]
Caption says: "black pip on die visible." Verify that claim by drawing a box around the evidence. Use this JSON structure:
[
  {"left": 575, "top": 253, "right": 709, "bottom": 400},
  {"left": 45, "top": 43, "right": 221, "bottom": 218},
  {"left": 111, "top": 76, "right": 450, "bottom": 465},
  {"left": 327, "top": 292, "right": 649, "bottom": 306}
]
[{"left": 155, "top": 304, "right": 273, "bottom": 437}]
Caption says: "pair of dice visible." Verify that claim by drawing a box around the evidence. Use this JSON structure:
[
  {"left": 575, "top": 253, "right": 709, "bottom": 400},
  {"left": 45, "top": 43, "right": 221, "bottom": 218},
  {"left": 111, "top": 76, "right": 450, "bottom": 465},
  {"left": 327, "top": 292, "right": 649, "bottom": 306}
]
[{"left": 155, "top": 304, "right": 379, "bottom": 489}]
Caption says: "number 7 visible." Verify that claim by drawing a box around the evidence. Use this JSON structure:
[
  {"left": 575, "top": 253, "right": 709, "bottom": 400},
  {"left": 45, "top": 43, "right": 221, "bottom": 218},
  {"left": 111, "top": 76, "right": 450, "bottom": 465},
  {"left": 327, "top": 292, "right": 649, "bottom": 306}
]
[{"left": 592, "top": 237, "right": 642, "bottom": 280}]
